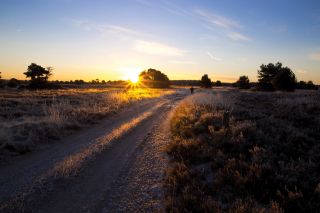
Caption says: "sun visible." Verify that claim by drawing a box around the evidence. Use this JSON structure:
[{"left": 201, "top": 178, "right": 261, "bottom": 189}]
[
  {"left": 128, "top": 73, "right": 139, "bottom": 83},
  {"left": 122, "top": 67, "right": 141, "bottom": 84}
]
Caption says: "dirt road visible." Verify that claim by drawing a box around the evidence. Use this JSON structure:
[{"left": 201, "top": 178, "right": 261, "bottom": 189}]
[{"left": 0, "top": 90, "right": 187, "bottom": 213}]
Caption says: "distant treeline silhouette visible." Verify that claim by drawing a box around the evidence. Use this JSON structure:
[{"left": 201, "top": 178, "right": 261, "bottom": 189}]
[
  {"left": 171, "top": 79, "right": 231, "bottom": 87},
  {"left": 171, "top": 62, "right": 317, "bottom": 91},
  {"left": 0, "top": 62, "right": 318, "bottom": 90}
]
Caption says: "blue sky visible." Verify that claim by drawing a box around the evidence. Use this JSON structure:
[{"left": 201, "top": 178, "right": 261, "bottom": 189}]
[{"left": 1, "top": 0, "right": 320, "bottom": 82}]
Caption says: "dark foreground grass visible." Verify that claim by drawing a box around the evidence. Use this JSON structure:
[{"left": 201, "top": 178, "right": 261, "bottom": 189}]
[{"left": 165, "top": 90, "right": 320, "bottom": 213}]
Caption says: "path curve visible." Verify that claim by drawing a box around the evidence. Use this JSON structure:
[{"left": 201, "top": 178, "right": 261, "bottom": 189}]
[{"left": 0, "top": 90, "right": 187, "bottom": 213}]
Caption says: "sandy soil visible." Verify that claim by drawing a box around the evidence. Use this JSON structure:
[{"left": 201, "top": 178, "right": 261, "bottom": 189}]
[{"left": 0, "top": 89, "right": 187, "bottom": 213}]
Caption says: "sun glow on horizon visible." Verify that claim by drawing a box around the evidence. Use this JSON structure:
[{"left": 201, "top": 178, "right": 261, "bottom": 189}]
[
  {"left": 121, "top": 67, "right": 141, "bottom": 84},
  {"left": 128, "top": 73, "right": 139, "bottom": 83}
]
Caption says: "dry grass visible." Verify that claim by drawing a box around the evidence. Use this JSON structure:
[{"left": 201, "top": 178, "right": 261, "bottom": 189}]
[
  {"left": 166, "top": 89, "right": 320, "bottom": 212},
  {"left": 0, "top": 88, "right": 173, "bottom": 155}
]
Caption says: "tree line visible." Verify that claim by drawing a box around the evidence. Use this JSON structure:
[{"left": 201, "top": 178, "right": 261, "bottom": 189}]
[
  {"left": 0, "top": 62, "right": 318, "bottom": 90},
  {"left": 198, "top": 62, "right": 317, "bottom": 91},
  {"left": 0, "top": 64, "right": 171, "bottom": 89}
]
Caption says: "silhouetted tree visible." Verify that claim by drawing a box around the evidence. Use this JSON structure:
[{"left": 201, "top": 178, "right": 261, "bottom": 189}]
[
  {"left": 257, "top": 62, "right": 296, "bottom": 91},
  {"left": 200, "top": 74, "right": 212, "bottom": 88},
  {"left": 7, "top": 78, "right": 20, "bottom": 88},
  {"left": 257, "top": 62, "right": 279, "bottom": 91},
  {"left": 306, "top": 81, "right": 317, "bottom": 90},
  {"left": 74, "top": 80, "right": 85, "bottom": 84},
  {"left": 214, "top": 80, "right": 222, "bottom": 87},
  {"left": 236, "top": 75, "right": 251, "bottom": 89},
  {"left": 297, "top": 80, "right": 318, "bottom": 90},
  {"left": 139, "top": 68, "right": 170, "bottom": 88},
  {"left": 24, "top": 63, "right": 53, "bottom": 88},
  {"left": 272, "top": 67, "right": 296, "bottom": 91}
]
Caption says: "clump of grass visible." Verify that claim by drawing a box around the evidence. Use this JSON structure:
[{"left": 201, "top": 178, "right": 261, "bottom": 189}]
[
  {"left": 166, "top": 91, "right": 320, "bottom": 212},
  {"left": 0, "top": 88, "right": 173, "bottom": 154}
]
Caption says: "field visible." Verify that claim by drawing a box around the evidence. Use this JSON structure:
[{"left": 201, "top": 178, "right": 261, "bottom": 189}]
[
  {"left": 1, "top": 86, "right": 320, "bottom": 212},
  {"left": 166, "top": 89, "right": 320, "bottom": 212},
  {"left": 0, "top": 87, "right": 173, "bottom": 157},
  {"left": 0, "top": 87, "right": 184, "bottom": 212}
]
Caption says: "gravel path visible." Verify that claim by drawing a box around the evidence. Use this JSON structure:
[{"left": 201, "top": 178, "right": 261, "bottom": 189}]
[
  {"left": 99, "top": 104, "right": 174, "bottom": 212},
  {"left": 0, "top": 90, "right": 186, "bottom": 213}
]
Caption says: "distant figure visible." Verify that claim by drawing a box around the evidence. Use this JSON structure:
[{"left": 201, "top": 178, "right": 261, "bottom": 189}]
[{"left": 190, "top": 86, "right": 194, "bottom": 94}]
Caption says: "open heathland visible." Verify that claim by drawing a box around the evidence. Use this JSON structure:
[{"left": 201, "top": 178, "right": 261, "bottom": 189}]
[{"left": 166, "top": 89, "right": 320, "bottom": 212}]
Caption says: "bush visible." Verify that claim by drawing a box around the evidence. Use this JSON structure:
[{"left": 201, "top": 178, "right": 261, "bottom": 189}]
[
  {"left": 200, "top": 74, "right": 212, "bottom": 88},
  {"left": 297, "top": 81, "right": 318, "bottom": 90},
  {"left": 214, "top": 80, "right": 222, "bottom": 87},
  {"left": 272, "top": 68, "right": 296, "bottom": 91},
  {"left": 7, "top": 78, "right": 20, "bottom": 88},
  {"left": 236, "top": 75, "right": 251, "bottom": 89}
]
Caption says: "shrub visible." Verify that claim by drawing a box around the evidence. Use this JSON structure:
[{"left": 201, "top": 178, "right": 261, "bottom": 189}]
[
  {"left": 214, "top": 80, "right": 222, "bottom": 87},
  {"left": 200, "top": 74, "right": 212, "bottom": 88},
  {"left": 272, "top": 68, "right": 296, "bottom": 91},
  {"left": 297, "top": 81, "right": 318, "bottom": 90},
  {"left": 7, "top": 78, "right": 20, "bottom": 88},
  {"left": 166, "top": 91, "right": 320, "bottom": 212},
  {"left": 236, "top": 75, "right": 250, "bottom": 89}
]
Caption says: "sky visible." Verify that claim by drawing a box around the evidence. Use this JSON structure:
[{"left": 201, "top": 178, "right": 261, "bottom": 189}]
[{"left": 0, "top": 0, "right": 320, "bottom": 83}]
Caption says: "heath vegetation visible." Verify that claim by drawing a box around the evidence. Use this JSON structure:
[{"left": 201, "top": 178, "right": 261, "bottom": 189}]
[{"left": 166, "top": 89, "right": 320, "bottom": 212}]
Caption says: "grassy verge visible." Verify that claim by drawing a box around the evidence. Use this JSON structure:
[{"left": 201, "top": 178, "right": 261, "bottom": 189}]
[
  {"left": 0, "top": 88, "right": 173, "bottom": 155},
  {"left": 165, "top": 90, "right": 320, "bottom": 212}
]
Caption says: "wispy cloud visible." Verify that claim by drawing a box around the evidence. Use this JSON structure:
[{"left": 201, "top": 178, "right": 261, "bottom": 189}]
[
  {"left": 227, "top": 32, "right": 251, "bottom": 41},
  {"left": 135, "top": 0, "right": 191, "bottom": 17},
  {"left": 207, "top": 52, "right": 222, "bottom": 61},
  {"left": 107, "top": 25, "right": 139, "bottom": 35},
  {"left": 309, "top": 52, "right": 320, "bottom": 61},
  {"left": 134, "top": 40, "right": 185, "bottom": 56},
  {"left": 161, "top": 0, "right": 192, "bottom": 17},
  {"left": 73, "top": 19, "right": 140, "bottom": 37},
  {"left": 168, "top": 60, "right": 196, "bottom": 65},
  {"left": 195, "top": 9, "right": 241, "bottom": 29},
  {"left": 195, "top": 9, "right": 251, "bottom": 42}
]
